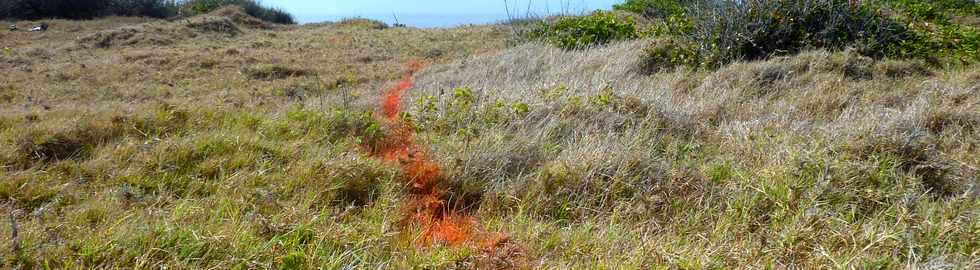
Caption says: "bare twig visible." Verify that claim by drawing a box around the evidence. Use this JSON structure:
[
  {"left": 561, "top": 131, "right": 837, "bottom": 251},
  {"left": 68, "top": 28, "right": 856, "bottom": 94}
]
[
  {"left": 10, "top": 209, "right": 19, "bottom": 253},
  {"left": 504, "top": 0, "right": 517, "bottom": 36}
]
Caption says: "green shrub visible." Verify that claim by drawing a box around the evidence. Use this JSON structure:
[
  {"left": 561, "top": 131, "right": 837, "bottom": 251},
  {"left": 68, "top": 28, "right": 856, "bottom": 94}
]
[
  {"left": 640, "top": 37, "right": 700, "bottom": 73},
  {"left": 621, "top": 0, "right": 978, "bottom": 67},
  {"left": 642, "top": 13, "right": 694, "bottom": 37},
  {"left": 1, "top": 0, "right": 117, "bottom": 19},
  {"left": 528, "top": 11, "right": 638, "bottom": 50},
  {"left": 885, "top": 0, "right": 980, "bottom": 18},
  {"left": 279, "top": 251, "right": 307, "bottom": 270},
  {"left": 686, "top": 0, "right": 910, "bottom": 67},
  {"left": 110, "top": 0, "right": 180, "bottom": 18},
  {"left": 879, "top": 0, "right": 980, "bottom": 64},
  {"left": 882, "top": 23, "right": 980, "bottom": 63},
  {"left": 615, "top": 0, "right": 695, "bottom": 38},
  {"left": 887, "top": 0, "right": 950, "bottom": 22},
  {"left": 613, "top": 0, "right": 688, "bottom": 19}
]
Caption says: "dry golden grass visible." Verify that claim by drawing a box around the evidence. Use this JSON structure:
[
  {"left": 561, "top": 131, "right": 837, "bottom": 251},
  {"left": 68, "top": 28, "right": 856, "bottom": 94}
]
[
  {"left": 1, "top": 7, "right": 507, "bottom": 116},
  {"left": 408, "top": 40, "right": 979, "bottom": 267}
]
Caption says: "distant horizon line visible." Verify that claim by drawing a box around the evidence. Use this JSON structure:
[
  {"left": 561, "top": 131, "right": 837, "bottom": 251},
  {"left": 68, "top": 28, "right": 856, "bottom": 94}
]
[
  {"left": 293, "top": 13, "right": 546, "bottom": 26},
  {"left": 291, "top": 9, "right": 608, "bottom": 26},
  {"left": 293, "top": 10, "right": 599, "bottom": 16}
]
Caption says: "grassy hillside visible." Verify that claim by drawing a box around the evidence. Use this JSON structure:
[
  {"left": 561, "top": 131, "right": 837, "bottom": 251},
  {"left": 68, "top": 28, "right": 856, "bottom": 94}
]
[
  {"left": 1, "top": 3, "right": 978, "bottom": 269},
  {"left": 1, "top": 0, "right": 295, "bottom": 24}
]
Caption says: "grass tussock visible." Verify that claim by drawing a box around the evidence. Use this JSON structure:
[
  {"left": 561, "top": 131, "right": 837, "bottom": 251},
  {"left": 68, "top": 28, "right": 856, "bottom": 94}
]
[
  {"left": 245, "top": 64, "right": 313, "bottom": 80},
  {"left": 73, "top": 6, "right": 273, "bottom": 49}
]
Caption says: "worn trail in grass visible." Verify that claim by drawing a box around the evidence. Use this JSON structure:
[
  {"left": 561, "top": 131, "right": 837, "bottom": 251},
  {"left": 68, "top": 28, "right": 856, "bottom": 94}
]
[
  {"left": 371, "top": 60, "right": 526, "bottom": 265},
  {"left": 377, "top": 60, "right": 472, "bottom": 246}
]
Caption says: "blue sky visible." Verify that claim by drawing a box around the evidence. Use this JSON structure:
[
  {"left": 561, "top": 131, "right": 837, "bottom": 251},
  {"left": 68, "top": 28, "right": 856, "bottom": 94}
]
[{"left": 273, "top": 0, "right": 623, "bottom": 18}]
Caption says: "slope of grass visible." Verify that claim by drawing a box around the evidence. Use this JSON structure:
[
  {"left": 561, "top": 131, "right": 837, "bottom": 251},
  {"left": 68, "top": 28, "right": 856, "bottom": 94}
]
[
  {"left": 410, "top": 42, "right": 979, "bottom": 267},
  {"left": 1, "top": 8, "right": 513, "bottom": 269},
  {"left": 0, "top": 0, "right": 295, "bottom": 24},
  {"left": 1, "top": 5, "right": 978, "bottom": 269}
]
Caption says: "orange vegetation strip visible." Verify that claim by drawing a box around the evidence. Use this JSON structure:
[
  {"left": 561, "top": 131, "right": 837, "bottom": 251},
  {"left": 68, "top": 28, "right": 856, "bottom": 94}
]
[
  {"left": 373, "top": 60, "right": 475, "bottom": 246},
  {"left": 365, "top": 60, "right": 528, "bottom": 268},
  {"left": 370, "top": 60, "right": 523, "bottom": 258}
]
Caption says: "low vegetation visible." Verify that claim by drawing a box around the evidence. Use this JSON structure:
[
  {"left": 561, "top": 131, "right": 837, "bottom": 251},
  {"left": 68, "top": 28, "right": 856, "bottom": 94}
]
[
  {"left": 181, "top": 0, "right": 294, "bottom": 24},
  {"left": 588, "top": 0, "right": 980, "bottom": 69},
  {"left": 0, "top": 1, "right": 977, "bottom": 268},
  {"left": 0, "top": 0, "right": 294, "bottom": 24},
  {"left": 410, "top": 40, "right": 979, "bottom": 268},
  {"left": 526, "top": 11, "right": 638, "bottom": 50},
  {"left": 880, "top": 0, "right": 980, "bottom": 63}
]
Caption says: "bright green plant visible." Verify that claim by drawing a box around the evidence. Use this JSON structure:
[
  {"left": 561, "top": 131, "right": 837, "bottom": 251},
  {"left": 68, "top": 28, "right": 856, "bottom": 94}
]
[
  {"left": 642, "top": 14, "right": 694, "bottom": 37},
  {"left": 510, "top": 102, "right": 530, "bottom": 116},
  {"left": 640, "top": 37, "right": 701, "bottom": 73},
  {"left": 613, "top": 0, "right": 688, "bottom": 19},
  {"left": 589, "top": 90, "right": 615, "bottom": 107},
  {"left": 879, "top": 0, "right": 980, "bottom": 64},
  {"left": 279, "top": 251, "right": 307, "bottom": 270},
  {"left": 883, "top": 23, "right": 980, "bottom": 64},
  {"left": 888, "top": 0, "right": 950, "bottom": 22},
  {"left": 884, "top": 0, "right": 980, "bottom": 17},
  {"left": 528, "top": 11, "right": 639, "bottom": 50}
]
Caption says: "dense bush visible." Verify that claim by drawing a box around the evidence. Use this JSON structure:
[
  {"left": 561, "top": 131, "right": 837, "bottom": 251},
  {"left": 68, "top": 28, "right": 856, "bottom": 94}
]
[
  {"left": 883, "top": 22, "right": 979, "bottom": 63},
  {"left": 110, "top": 0, "right": 180, "bottom": 19},
  {"left": 886, "top": 0, "right": 980, "bottom": 18},
  {"left": 1, "top": 0, "right": 122, "bottom": 20},
  {"left": 640, "top": 37, "right": 699, "bottom": 73},
  {"left": 879, "top": 0, "right": 980, "bottom": 63},
  {"left": 623, "top": 0, "right": 979, "bottom": 69},
  {"left": 687, "top": 0, "right": 911, "bottom": 67},
  {"left": 0, "top": 0, "right": 294, "bottom": 24},
  {"left": 613, "top": 0, "right": 688, "bottom": 19},
  {"left": 528, "top": 11, "right": 638, "bottom": 50}
]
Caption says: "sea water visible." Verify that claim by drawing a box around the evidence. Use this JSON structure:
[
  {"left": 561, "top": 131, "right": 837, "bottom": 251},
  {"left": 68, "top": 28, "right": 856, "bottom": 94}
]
[{"left": 297, "top": 13, "right": 546, "bottom": 28}]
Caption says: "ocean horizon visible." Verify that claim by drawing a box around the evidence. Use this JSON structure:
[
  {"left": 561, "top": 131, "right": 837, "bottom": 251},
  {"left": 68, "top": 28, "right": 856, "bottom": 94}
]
[{"left": 295, "top": 12, "right": 586, "bottom": 28}]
